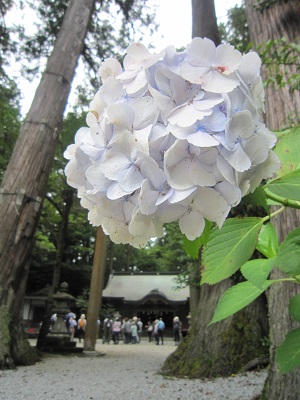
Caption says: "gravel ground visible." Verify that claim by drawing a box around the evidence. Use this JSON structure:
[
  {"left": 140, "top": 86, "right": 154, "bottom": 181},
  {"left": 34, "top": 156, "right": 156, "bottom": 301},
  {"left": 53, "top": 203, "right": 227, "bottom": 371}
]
[{"left": 0, "top": 338, "right": 267, "bottom": 400}]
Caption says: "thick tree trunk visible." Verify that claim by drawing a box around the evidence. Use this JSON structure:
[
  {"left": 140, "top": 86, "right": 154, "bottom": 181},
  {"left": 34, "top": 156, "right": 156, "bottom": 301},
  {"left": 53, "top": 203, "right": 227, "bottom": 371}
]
[
  {"left": 245, "top": 0, "right": 300, "bottom": 129},
  {"left": 163, "top": 279, "right": 269, "bottom": 377},
  {"left": 192, "top": 0, "right": 220, "bottom": 44},
  {"left": 0, "top": 0, "right": 95, "bottom": 367},
  {"left": 245, "top": 1, "right": 300, "bottom": 398}
]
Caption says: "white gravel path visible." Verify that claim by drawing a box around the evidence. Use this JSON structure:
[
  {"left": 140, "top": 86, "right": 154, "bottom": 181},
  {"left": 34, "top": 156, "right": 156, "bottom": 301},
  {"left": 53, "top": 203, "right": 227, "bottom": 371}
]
[{"left": 0, "top": 338, "right": 267, "bottom": 400}]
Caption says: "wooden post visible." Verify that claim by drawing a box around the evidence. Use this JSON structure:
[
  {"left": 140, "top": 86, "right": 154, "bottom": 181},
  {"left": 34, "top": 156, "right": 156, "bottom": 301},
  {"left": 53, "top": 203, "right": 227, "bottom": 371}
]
[{"left": 83, "top": 227, "right": 107, "bottom": 351}]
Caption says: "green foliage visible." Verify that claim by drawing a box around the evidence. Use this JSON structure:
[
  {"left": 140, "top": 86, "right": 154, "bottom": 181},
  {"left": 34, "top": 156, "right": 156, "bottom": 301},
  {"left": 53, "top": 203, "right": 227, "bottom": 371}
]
[
  {"left": 201, "top": 217, "right": 264, "bottom": 284},
  {"left": 241, "top": 259, "right": 274, "bottom": 289},
  {"left": 0, "top": 82, "right": 21, "bottom": 181},
  {"left": 242, "top": 187, "right": 270, "bottom": 215},
  {"left": 185, "top": 125, "right": 300, "bottom": 373},
  {"left": 272, "top": 126, "right": 300, "bottom": 177},
  {"left": 266, "top": 169, "right": 300, "bottom": 203},
  {"left": 258, "top": 38, "right": 300, "bottom": 124},
  {"left": 276, "top": 227, "right": 300, "bottom": 278},
  {"left": 75, "top": 288, "right": 89, "bottom": 314},
  {"left": 28, "top": 112, "right": 96, "bottom": 295},
  {"left": 289, "top": 294, "right": 300, "bottom": 323},
  {"left": 276, "top": 328, "right": 300, "bottom": 373},
  {"left": 256, "top": 222, "right": 278, "bottom": 258},
  {"left": 183, "top": 220, "right": 212, "bottom": 260},
  {"left": 210, "top": 280, "right": 272, "bottom": 324},
  {"left": 219, "top": 2, "right": 250, "bottom": 53}
]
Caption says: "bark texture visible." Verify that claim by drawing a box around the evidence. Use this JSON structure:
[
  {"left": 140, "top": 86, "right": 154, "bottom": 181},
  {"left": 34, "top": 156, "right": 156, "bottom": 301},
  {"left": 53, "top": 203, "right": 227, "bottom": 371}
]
[
  {"left": 192, "top": 0, "right": 220, "bottom": 44},
  {"left": 162, "top": 279, "right": 269, "bottom": 378},
  {"left": 0, "top": 0, "right": 95, "bottom": 367},
  {"left": 245, "top": 0, "right": 300, "bottom": 130},
  {"left": 245, "top": 1, "right": 300, "bottom": 398}
]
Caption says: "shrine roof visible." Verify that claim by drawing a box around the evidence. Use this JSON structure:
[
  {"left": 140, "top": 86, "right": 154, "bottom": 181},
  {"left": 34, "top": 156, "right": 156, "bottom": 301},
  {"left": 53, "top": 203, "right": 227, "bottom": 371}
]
[{"left": 102, "top": 273, "right": 189, "bottom": 302}]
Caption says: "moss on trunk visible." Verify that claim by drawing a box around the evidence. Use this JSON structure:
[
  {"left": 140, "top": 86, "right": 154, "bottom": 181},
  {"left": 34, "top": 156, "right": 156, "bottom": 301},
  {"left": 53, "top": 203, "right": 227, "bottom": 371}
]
[
  {"left": 0, "top": 305, "right": 40, "bottom": 369},
  {"left": 162, "top": 298, "right": 269, "bottom": 378}
]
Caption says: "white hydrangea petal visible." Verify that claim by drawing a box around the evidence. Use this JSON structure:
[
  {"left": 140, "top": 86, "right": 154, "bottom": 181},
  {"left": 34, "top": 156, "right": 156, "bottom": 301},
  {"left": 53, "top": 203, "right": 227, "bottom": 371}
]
[
  {"left": 132, "top": 96, "right": 159, "bottom": 129},
  {"left": 168, "top": 187, "right": 197, "bottom": 203},
  {"left": 188, "top": 37, "right": 216, "bottom": 67},
  {"left": 221, "top": 143, "right": 252, "bottom": 172},
  {"left": 179, "top": 210, "right": 205, "bottom": 241},
  {"left": 243, "top": 136, "right": 269, "bottom": 166},
  {"left": 216, "top": 155, "right": 236, "bottom": 185},
  {"left": 106, "top": 182, "right": 130, "bottom": 200},
  {"left": 118, "top": 165, "right": 144, "bottom": 192},
  {"left": 188, "top": 131, "right": 220, "bottom": 147},
  {"left": 193, "top": 187, "right": 230, "bottom": 227},
  {"left": 139, "top": 179, "right": 159, "bottom": 215},
  {"left": 213, "top": 44, "right": 242, "bottom": 75},
  {"left": 99, "top": 58, "right": 123, "bottom": 81},
  {"left": 238, "top": 52, "right": 261, "bottom": 84},
  {"left": 215, "top": 181, "right": 241, "bottom": 207},
  {"left": 107, "top": 103, "right": 134, "bottom": 130},
  {"left": 202, "top": 70, "right": 240, "bottom": 93},
  {"left": 168, "top": 104, "right": 212, "bottom": 127},
  {"left": 86, "top": 163, "right": 111, "bottom": 191}
]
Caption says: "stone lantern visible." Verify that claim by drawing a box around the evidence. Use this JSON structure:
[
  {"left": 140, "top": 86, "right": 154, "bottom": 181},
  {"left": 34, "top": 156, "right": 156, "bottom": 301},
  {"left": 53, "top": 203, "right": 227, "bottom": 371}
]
[{"left": 44, "top": 282, "right": 82, "bottom": 352}]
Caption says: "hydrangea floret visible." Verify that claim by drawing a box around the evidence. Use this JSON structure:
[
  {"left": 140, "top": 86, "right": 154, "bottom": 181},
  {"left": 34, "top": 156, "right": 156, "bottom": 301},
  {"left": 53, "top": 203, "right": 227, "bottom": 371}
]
[{"left": 64, "top": 37, "right": 280, "bottom": 248}]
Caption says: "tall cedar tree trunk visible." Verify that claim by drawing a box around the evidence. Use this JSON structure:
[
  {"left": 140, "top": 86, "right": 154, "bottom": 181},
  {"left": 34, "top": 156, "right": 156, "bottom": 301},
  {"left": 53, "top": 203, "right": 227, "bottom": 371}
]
[
  {"left": 245, "top": 1, "right": 300, "bottom": 398},
  {"left": 0, "top": 0, "right": 95, "bottom": 368},
  {"left": 162, "top": 0, "right": 269, "bottom": 378}
]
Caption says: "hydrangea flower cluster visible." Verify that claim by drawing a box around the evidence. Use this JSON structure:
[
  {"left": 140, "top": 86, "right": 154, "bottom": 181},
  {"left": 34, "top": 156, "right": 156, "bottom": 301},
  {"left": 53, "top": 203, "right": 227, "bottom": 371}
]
[{"left": 64, "top": 37, "right": 280, "bottom": 248}]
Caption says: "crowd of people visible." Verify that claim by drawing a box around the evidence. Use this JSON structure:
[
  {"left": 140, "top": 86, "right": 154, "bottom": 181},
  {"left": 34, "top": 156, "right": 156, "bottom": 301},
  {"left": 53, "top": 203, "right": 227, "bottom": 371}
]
[
  {"left": 102, "top": 316, "right": 182, "bottom": 346},
  {"left": 51, "top": 312, "right": 182, "bottom": 346}
]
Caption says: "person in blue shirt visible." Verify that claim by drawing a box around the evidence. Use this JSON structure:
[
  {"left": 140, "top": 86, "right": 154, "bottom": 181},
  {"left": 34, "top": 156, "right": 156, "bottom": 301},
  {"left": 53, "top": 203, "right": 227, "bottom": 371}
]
[{"left": 156, "top": 317, "right": 165, "bottom": 345}]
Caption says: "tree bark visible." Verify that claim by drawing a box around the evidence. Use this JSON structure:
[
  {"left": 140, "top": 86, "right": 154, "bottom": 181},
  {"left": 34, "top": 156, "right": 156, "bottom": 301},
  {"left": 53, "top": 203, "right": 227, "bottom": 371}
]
[
  {"left": 245, "top": 0, "right": 300, "bottom": 130},
  {"left": 0, "top": 0, "right": 95, "bottom": 367},
  {"left": 192, "top": 0, "right": 220, "bottom": 44},
  {"left": 84, "top": 227, "right": 107, "bottom": 351},
  {"left": 163, "top": 279, "right": 269, "bottom": 378},
  {"left": 245, "top": 1, "right": 300, "bottom": 398}
]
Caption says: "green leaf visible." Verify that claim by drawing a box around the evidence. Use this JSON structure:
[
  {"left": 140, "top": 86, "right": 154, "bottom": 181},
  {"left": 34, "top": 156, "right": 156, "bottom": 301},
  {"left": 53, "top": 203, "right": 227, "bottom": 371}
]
[
  {"left": 266, "top": 169, "right": 300, "bottom": 202},
  {"left": 276, "top": 328, "right": 300, "bottom": 373},
  {"left": 289, "top": 294, "right": 300, "bottom": 323},
  {"left": 183, "top": 220, "right": 212, "bottom": 259},
  {"left": 210, "top": 280, "right": 272, "bottom": 324},
  {"left": 274, "top": 126, "right": 300, "bottom": 178},
  {"left": 256, "top": 222, "right": 279, "bottom": 258},
  {"left": 202, "top": 218, "right": 264, "bottom": 284},
  {"left": 242, "top": 186, "right": 270, "bottom": 214},
  {"left": 241, "top": 259, "right": 274, "bottom": 290},
  {"left": 276, "top": 227, "right": 300, "bottom": 277}
]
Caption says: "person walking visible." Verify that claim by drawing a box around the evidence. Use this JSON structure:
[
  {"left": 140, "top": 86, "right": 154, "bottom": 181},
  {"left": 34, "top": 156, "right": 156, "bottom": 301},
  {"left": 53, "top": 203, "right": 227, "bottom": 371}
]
[
  {"left": 156, "top": 318, "right": 165, "bottom": 345},
  {"left": 77, "top": 314, "right": 87, "bottom": 343},
  {"left": 130, "top": 320, "right": 138, "bottom": 344},
  {"left": 146, "top": 321, "right": 153, "bottom": 342},
  {"left": 69, "top": 316, "right": 77, "bottom": 342},
  {"left": 137, "top": 318, "right": 143, "bottom": 343},
  {"left": 112, "top": 317, "right": 122, "bottom": 344},
  {"left": 173, "top": 316, "right": 181, "bottom": 345},
  {"left": 103, "top": 318, "right": 112, "bottom": 344},
  {"left": 123, "top": 317, "right": 132, "bottom": 344}
]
